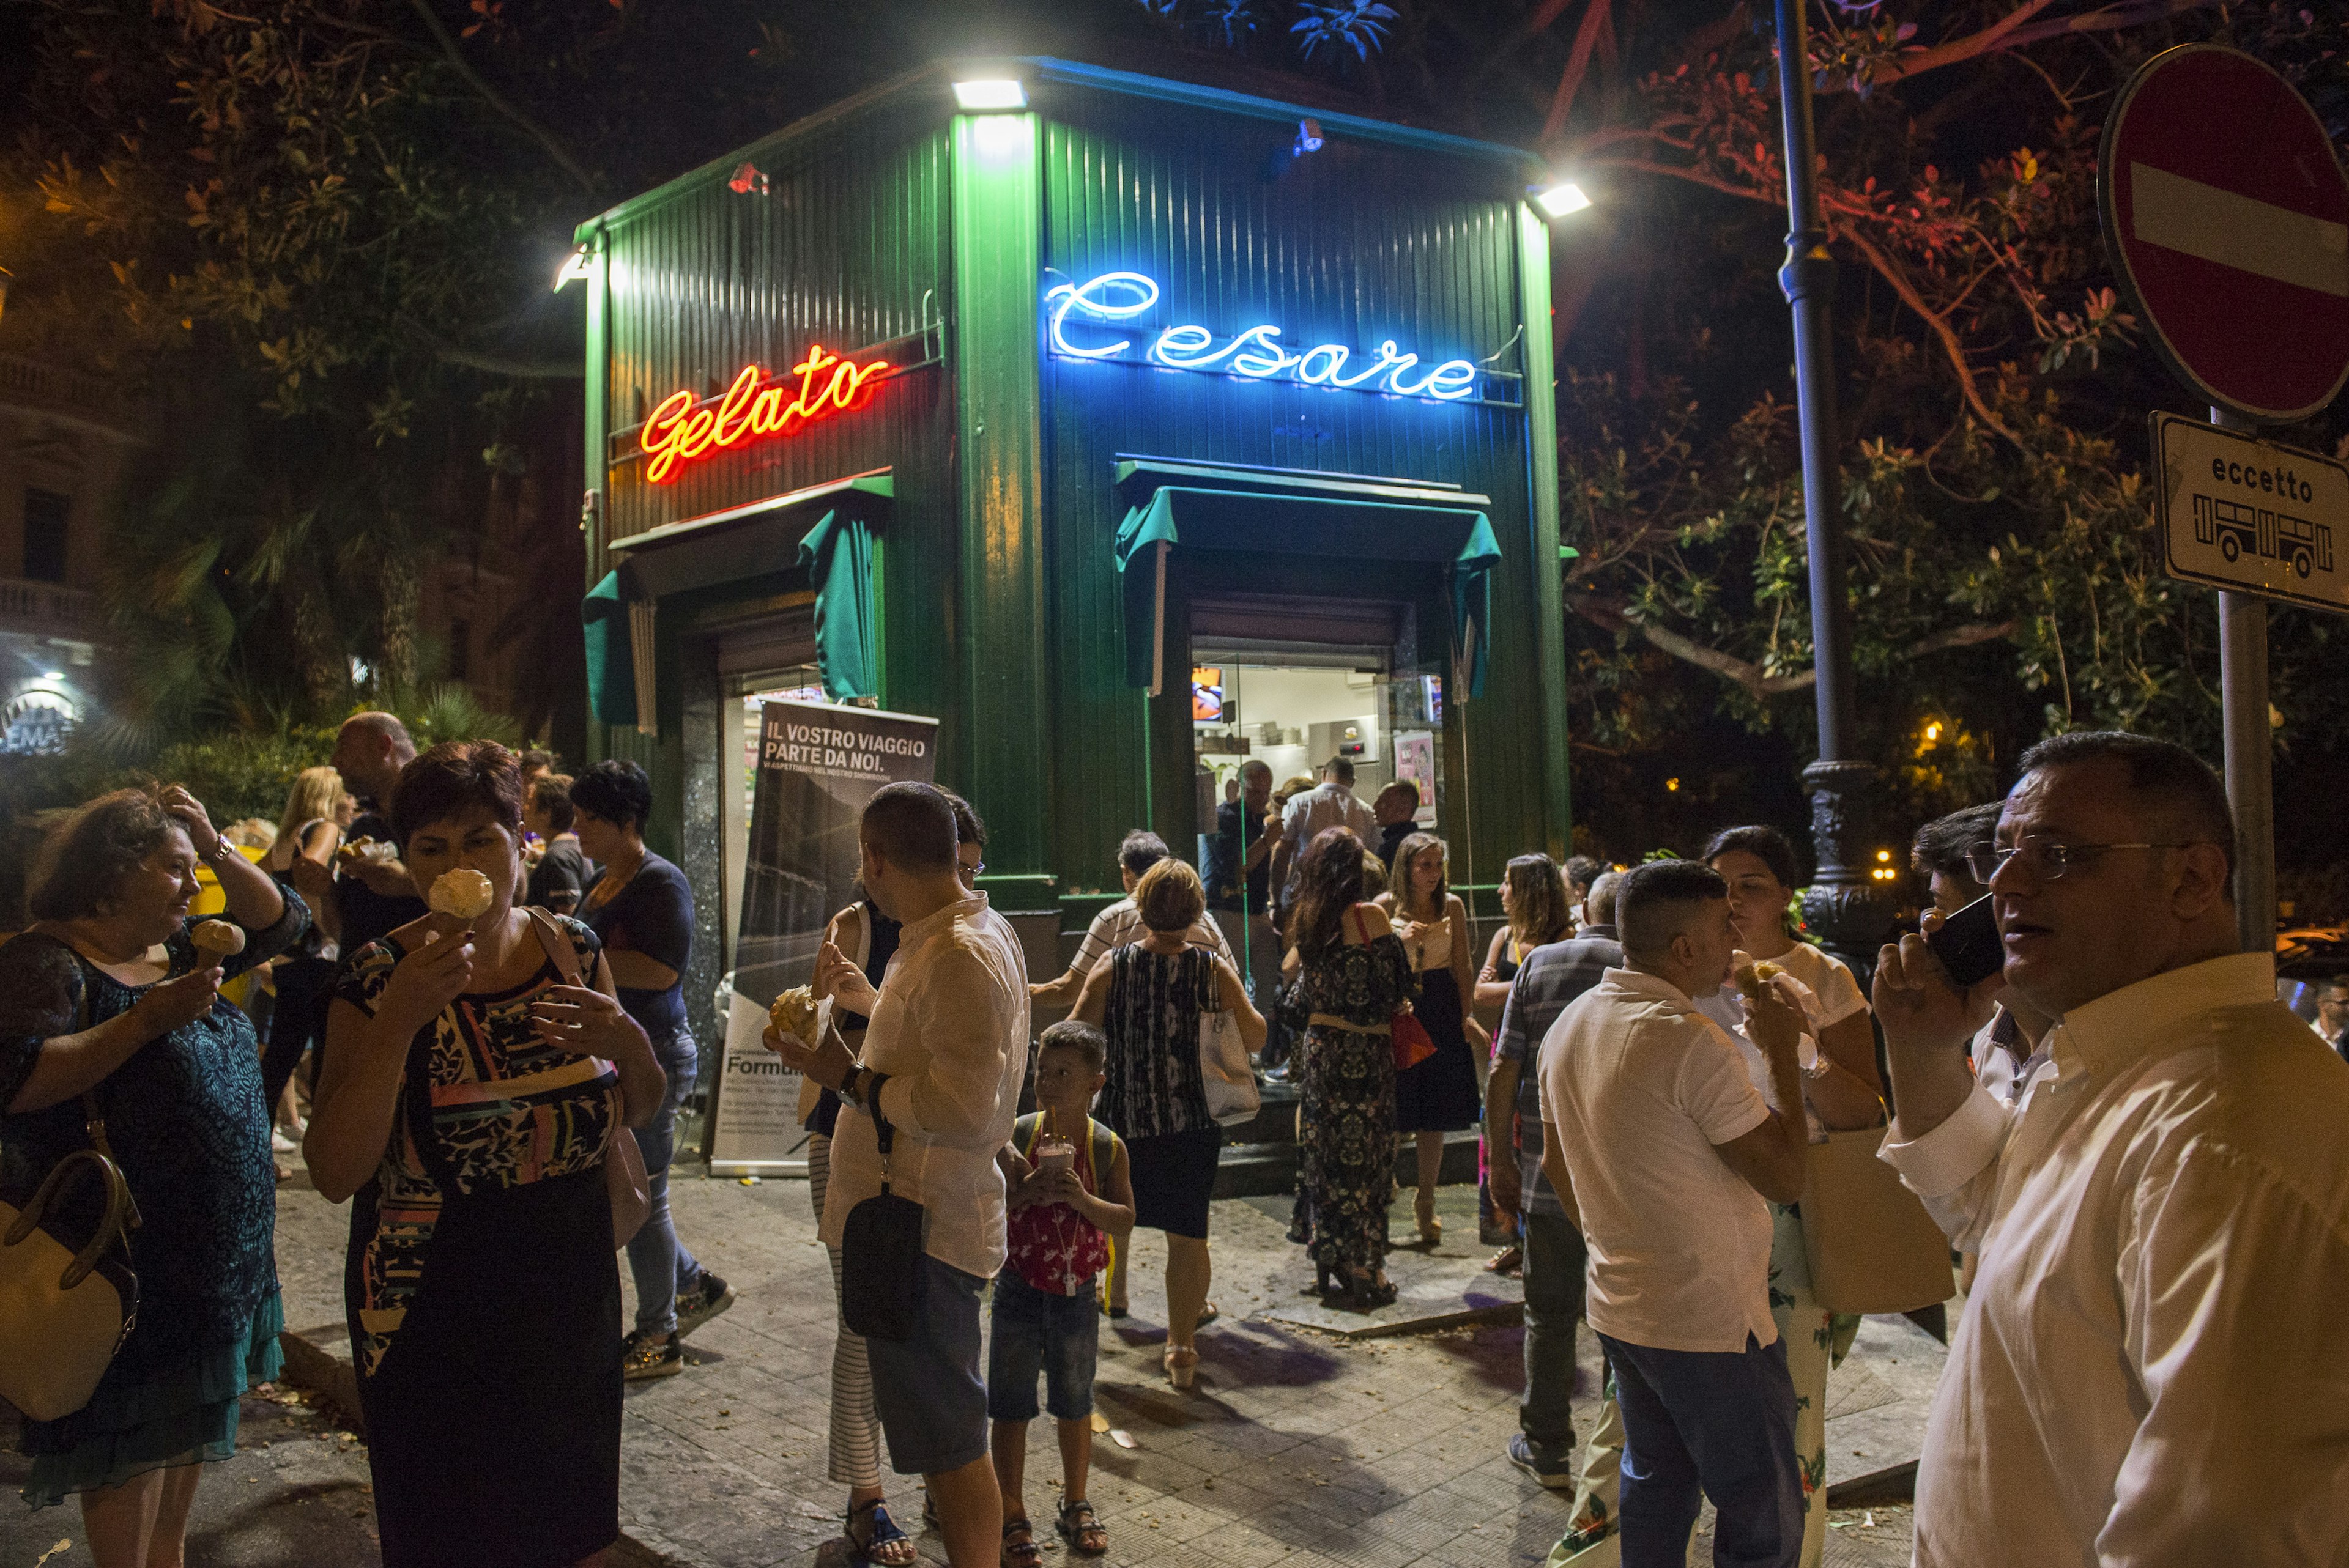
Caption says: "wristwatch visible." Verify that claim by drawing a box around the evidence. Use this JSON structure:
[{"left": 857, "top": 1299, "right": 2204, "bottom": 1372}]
[
  {"left": 838, "top": 1064, "right": 870, "bottom": 1108},
  {"left": 199, "top": 835, "right": 237, "bottom": 865}
]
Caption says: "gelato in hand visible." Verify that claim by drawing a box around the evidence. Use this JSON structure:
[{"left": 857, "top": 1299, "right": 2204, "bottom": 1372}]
[
  {"left": 190, "top": 919, "right": 246, "bottom": 958},
  {"left": 769, "top": 985, "right": 819, "bottom": 1043},
  {"left": 427, "top": 868, "right": 495, "bottom": 921}
]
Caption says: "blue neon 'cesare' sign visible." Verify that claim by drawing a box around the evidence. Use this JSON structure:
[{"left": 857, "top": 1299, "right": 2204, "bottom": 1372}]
[{"left": 1045, "top": 270, "right": 1480, "bottom": 402}]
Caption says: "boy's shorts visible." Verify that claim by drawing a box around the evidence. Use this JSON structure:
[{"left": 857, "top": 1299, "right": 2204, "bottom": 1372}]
[{"left": 987, "top": 1269, "right": 1100, "bottom": 1422}]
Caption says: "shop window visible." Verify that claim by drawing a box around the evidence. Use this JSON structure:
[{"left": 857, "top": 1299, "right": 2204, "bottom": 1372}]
[{"left": 21, "top": 489, "right": 70, "bottom": 583}]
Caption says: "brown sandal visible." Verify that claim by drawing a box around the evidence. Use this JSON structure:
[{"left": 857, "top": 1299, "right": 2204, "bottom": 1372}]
[
  {"left": 1056, "top": 1498, "right": 1108, "bottom": 1558},
  {"left": 1000, "top": 1516, "right": 1044, "bottom": 1568}
]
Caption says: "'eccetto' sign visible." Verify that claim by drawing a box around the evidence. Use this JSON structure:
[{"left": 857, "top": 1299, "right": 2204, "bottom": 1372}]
[
  {"left": 1045, "top": 270, "right": 1482, "bottom": 401},
  {"left": 639, "top": 347, "right": 891, "bottom": 484}
]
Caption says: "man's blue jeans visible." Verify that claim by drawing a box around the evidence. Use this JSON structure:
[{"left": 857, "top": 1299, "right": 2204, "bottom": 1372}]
[
  {"left": 1520, "top": 1210, "right": 1586, "bottom": 1461},
  {"left": 1597, "top": 1329, "right": 1802, "bottom": 1568},
  {"left": 626, "top": 1030, "right": 703, "bottom": 1336}
]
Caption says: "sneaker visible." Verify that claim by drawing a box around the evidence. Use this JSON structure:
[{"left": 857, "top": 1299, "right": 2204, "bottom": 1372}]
[
  {"left": 1508, "top": 1432, "right": 1575, "bottom": 1490},
  {"left": 674, "top": 1270, "right": 736, "bottom": 1339},
  {"left": 271, "top": 1130, "right": 299, "bottom": 1154},
  {"left": 621, "top": 1329, "right": 684, "bottom": 1382}
]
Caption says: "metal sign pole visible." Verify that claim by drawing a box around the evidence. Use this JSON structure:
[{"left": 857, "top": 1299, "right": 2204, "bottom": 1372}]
[{"left": 2210, "top": 405, "right": 2276, "bottom": 952}]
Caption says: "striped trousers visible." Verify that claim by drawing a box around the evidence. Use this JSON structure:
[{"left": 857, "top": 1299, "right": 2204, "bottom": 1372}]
[{"left": 809, "top": 1133, "right": 886, "bottom": 1489}]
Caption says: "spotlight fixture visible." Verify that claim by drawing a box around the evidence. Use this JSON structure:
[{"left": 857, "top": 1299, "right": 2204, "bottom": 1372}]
[
  {"left": 1294, "top": 118, "right": 1324, "bottom": 156},
  {"left": 1535, "top": 180, "right": 1593, "bottom": 218},
  {"left": 953, "top": 79, "right": 1027, "bottom": 111},
  {"left": 552, "top": 247, "right": 592, "bottom": 292}
]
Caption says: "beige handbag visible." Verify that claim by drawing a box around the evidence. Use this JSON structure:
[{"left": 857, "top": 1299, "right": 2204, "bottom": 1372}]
[
  {"left": 524, "top": 908, "right": 652, "bottom": 1249},
  {"left": 0, "top": 1144, "right": 139, "bottom": 1421},
  {"left": 1797, "top": 1123, "right": 1957, "bottom": 1315}
]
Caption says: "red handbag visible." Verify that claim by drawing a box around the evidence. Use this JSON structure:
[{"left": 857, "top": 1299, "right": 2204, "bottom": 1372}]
[
  {"left": 1392, "top": 1010, "right": 1436, "bottom": 1071},
  {"left": 1348, "top": 906, "right": 1438, "bottom": 1070}
]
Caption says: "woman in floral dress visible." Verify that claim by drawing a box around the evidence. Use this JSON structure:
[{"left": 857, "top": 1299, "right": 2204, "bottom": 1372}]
[{"left": 1283, "top": 827, "right": 1417, "bottom": 1310}]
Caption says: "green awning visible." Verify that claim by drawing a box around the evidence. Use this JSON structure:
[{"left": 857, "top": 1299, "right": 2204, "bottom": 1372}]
[
  {"left": 796, "top": 510, "right": 878, "bottom": 703},
  {"left": 582, "top": 568, "right": 638, "bottom": 728},
  {"left": 1112, "top": 486, "right": 1501, "bottom": 699},
  {"left": 581, "top": 472, "right": 890, "bottom": 732}
]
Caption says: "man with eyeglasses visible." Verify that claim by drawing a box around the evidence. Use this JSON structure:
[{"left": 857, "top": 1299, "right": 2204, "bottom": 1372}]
[{"left": 1874, "top": 731, "right": 2349, "bottom": 1564}]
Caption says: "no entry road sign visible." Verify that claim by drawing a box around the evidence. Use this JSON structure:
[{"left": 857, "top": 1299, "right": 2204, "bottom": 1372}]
[
  {"left": 2100, "top": 46, "right": 2349, "bottom": 423},
  {"left": 2150, "top": 412, "right": 2349, "bottom": 613}
]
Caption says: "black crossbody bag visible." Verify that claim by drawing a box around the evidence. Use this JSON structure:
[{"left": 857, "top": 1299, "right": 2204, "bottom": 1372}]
[{"left": 839, "top": 1072, "right": 926, "bottom": 1342}]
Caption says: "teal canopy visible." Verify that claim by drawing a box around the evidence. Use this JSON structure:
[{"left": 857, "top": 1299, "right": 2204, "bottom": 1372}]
[
  {"left": 796, "top": 510, "right": 878, "bottom": 703},
  {"left": 1112, "top": 486, "right": 1501, "bottom": 698},
  {"left": 580, "top": 472, "right": 891, "bottom": 730},
  {"left": 582, "top": 569, "right": 637, "bottom": 728}
]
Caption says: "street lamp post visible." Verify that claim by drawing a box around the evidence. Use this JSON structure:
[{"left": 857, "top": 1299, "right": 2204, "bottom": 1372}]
[{"left": 1773, "top": 0, "right": 1894, "bottom": 972}]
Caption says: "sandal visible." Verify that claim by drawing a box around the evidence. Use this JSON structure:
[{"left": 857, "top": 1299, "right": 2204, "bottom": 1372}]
[
  {"left": 1163, "top": 1344, "right": 1199, "bottom": 1390},
  {"left": 1345, "top": 1273, "right": 1398, "bottom": 1311},
  {"left": 1484, "top": 1245, "right": 1523, "bottom": 1276},
  {"left": 1195, "top": 1301, "right": 1220, "bottom": 1329},
  {"left": 846, "top": 1499, "right": 917, "bottom": 1567},
  {"left": 1000, "top": 1516, "right": 1044, "bottom": 1568},
  {"left": 1056, "top": 1498, "right": 1108, "bottom": 1558}
]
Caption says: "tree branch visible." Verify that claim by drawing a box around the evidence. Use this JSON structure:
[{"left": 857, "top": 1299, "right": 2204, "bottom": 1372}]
[
  {"left": 431, "top": 344, "right": 583, "bottom": 379},
  {"left": 404, "top": 0, "right": 598, "bottom": 198},
  {"left": 1567, "top": 589, "right": 2013, "bottom": 697},
  {"left": 1829, "top": 224, "right": 2022, "bottom": 449},
  {"left": 1826, "top": 0, "right": 2224, "bottom": 94}
]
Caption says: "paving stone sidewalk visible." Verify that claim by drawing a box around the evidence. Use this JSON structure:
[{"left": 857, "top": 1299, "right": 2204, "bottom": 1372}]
[{"left": 12, "top": 1167, "right": 1923, "bottom": 1567}]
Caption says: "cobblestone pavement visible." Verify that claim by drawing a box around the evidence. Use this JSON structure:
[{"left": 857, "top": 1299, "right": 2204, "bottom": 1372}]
[{"left": 8, "top": 1170, "right": 1918, "bottom": 1567}]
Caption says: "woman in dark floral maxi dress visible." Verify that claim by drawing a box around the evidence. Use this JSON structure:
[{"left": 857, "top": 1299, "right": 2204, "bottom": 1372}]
[{"left": 1283, "top": 827, "right": 1417, "bottom": 1311}]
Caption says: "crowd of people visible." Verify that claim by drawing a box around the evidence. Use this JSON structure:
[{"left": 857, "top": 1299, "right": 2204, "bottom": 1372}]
[{"left": 5, "top": 722, "right": 2347, "bottom": 1568}]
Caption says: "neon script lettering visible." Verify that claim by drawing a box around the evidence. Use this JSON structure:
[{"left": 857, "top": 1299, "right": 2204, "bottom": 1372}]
[
  {"left": 639, "top": 347, "right": 891, "bottom": 484},
  {"left": 1045, "top": 270, "right": 1480, "bottom": 402}
]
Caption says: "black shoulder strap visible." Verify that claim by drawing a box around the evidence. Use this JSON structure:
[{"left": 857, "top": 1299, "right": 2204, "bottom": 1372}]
[{"left": 867, "top": 1071, "right": 897, "bottom": 1177}]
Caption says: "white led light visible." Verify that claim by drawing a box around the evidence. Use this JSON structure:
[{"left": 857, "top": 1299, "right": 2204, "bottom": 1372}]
[
  {"left": 1536, "top": 181, "right": 1593, "bottom": 218},
  {"left": 552, "top": 247, "right": 593, "bottom": 292},
  {"left": 953, "top": 80, "right": 1026, "bottom": 111}
]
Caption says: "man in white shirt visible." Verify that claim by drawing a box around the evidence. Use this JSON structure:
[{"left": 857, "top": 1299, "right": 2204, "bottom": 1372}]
[
  {"left": 770, "top": 782, "right": 1031, "bottom": 1568},
  {"left": 1029, "top": 830, "right": 1234, "bottom": 1009},
  {"left": 1540, "top": 860, "right": 1813, "bottom": 1568},
  {"left": 1875, "top": 731, "right": 2349, "bottom": 1565},
  {"left": 1269, "top": 756, "right": 1378, "bottom": 910}
]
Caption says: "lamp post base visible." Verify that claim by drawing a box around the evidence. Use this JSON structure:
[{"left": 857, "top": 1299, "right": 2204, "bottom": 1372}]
[{"left": 1798, "top": 758, "right": 1899, "bottom": 983}]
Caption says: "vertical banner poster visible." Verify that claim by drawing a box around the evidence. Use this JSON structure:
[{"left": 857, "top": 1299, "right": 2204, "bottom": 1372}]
[{"left": 708, "top": 700, "right": 938, "bottom": 1175}]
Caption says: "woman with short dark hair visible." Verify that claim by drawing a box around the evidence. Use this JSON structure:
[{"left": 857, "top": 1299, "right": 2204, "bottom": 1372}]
[
  {"left": 570, "top": 758, "right": 729, "bottom": 1381},
  {"left": 1072, "top": 857, "right": 1263, "bottom": 1389},
  {"left": 307, "top": 741, "right": 664, "bottom": 1568},
  {"left": 0, "top": 785, "right": 308, "bottom": 1566}
]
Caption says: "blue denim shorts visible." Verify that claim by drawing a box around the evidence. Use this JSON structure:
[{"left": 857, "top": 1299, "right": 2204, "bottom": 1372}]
[
  {"left": 986, "top": 1270, "right": 1099, "bottom": 1423},
  {"left": 867, "top": 1254, "right": 990, "bottom": 1476}
]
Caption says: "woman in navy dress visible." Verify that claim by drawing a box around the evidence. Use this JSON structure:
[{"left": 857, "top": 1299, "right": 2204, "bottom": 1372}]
[{"left": 0, "top": 786, "right": 308, "bottom": 1567}]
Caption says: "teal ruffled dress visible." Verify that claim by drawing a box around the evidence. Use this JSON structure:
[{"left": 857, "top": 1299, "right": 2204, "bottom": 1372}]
[{"left": 0, "top": 893, "right": 308, "bottom": 1508}]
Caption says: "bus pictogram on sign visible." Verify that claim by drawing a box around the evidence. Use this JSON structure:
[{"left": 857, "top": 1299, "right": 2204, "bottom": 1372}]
[{"left": 2192, "top": 494, "right": 2337, "bottom": 578}]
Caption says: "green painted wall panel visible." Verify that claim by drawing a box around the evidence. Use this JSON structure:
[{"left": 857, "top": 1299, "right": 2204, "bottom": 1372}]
[{"left": 949, "top": 113, "right": 1051, "bottom": 903}]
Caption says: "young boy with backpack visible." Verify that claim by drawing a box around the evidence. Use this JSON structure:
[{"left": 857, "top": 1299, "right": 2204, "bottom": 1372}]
[{"left": 989, "top": 1021, "right": 1135, "bottom": 1566}]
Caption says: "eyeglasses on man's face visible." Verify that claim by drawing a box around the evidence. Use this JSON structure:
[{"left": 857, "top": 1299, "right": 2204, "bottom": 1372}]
[
  {"left": 957, "top": 858, "right": 985, "bottom": 883},
  {"left": 1965, "top": 838, "right": 2205, "bottom": 884}
]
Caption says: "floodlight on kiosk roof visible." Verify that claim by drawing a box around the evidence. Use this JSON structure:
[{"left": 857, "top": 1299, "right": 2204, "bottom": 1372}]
[
  {"left": 1535, "top": 180, "right": 1592, "bottom": 218},
  {"left": 952, "top": 78, "right": 1027, "bottom": 111}
]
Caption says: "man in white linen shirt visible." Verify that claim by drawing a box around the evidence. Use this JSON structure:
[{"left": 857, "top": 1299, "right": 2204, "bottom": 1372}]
[
  {"left": 1540, "top": 859, "right": 1814, "bottom": 1568},
  {"left": 1874, "top": 731, "right": 2349, "bottom": 1566},
  {"left": 769, "top": 782, "right": 1030, "bottom": 1568},
  {"left": 1030, "top": 830, "right": 1234, "bottom": 1009},
  {"left": 1269, "top": 756, "right": 1379, "bottom": 909}
]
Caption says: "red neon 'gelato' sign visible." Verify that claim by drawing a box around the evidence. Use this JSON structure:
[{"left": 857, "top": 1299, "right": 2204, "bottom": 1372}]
[{"left": 639, "top": 346, "right": 891, "bottom": 483}]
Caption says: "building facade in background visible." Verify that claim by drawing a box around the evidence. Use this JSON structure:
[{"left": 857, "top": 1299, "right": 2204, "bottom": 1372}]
[{"left": 0, "top": 351, "right": 129, "bottom": 755}]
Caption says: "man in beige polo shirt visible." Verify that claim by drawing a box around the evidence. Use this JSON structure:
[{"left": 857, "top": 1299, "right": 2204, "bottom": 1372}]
[{"left": 1539, "top": 859, "right": 1811, "bottom": 1568}]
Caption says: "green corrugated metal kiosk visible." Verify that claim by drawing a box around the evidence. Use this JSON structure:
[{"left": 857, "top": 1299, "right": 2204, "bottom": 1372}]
[{"left": 575, "top": 57, "right": 1575, "bottom": 1049}]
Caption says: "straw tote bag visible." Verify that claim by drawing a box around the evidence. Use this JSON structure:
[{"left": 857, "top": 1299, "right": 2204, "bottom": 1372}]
[
  {"left": 1797, "top": 1122, "right": 1957, "bottom": 1315},
  {"left": 0, "top": 955, "right": 140, "bottom": 1422}
]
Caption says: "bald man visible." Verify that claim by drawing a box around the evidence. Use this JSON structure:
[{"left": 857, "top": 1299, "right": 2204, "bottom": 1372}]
[{"left": 324, "top": 711, "right": 426, "bottom": 952}]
